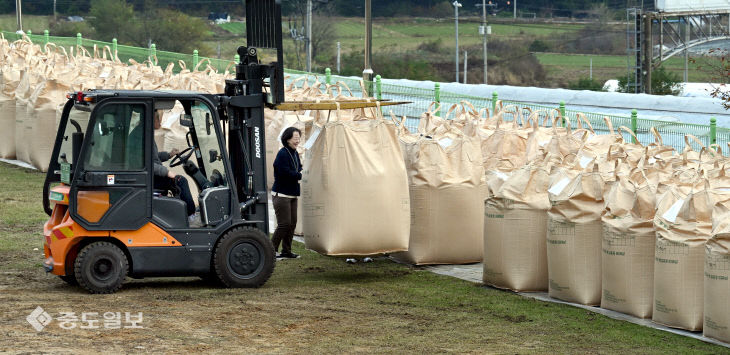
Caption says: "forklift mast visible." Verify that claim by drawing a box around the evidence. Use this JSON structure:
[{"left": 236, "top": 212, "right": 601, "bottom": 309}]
[{"left": 219, "top": 0, "right": 285, "bottom": 234}]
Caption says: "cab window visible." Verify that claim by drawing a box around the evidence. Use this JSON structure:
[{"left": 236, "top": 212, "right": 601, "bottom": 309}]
[
  {"left": 57, "top": 107, "right": 90, "bottom": 166},
  {"left": 191, "top": 102, "right": 226, "bottom": 186},
  {"left": 84, "top": 104, "right": 145, "bottom": 171}
]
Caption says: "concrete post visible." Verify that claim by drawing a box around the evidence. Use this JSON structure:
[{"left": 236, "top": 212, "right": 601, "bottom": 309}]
[
  {"left": 336, "top": 42, "right": 341, "bottom": 73},
  {"left": 435, "top": 82, "right": 441, "bottom": 117},
  {"left": 631, "top": 109, "right": 638, "bottom": 144},
  {"left": 711, "top": 117, "right": 717, "bottom": 145},
  {"left": 112, "top": 38, "right": 118, "bottom": 61},
  {"left": 463, "top": 50, "right": 467, "bottom": 84},
  {"left": 375, "top": 75, "right": 382, "bottom": 101},
  {"left": 363, "top": 0, "right": 373, "bottom": 96},
  {"left": 149, "top": 43, "right": 156, "bottom": 61},
  {"left": 43, "top": 29, "right": 49, "bottom": 48},
  {"left": 492, "top": 91, "right": 498, "bottom": 114},
  {"left": 193, "top": 49, "right": 199, "bottom": 68},
  {"left": 76, "top": 33, "right": 82, "bottom": 47},
  {"left": 325, "top": 67, "right": 331, "bottom": 85},
  {"left": 560, "top": 101, "right": 566, "bottom": 127}
]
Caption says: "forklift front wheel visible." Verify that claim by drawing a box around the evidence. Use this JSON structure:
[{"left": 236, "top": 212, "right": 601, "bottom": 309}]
[
  {"left": 74, "top": 241, "right": 129, "bottom": 294},
  {"left": 213, "top": 226, "right": 275, "bottom": 288}
]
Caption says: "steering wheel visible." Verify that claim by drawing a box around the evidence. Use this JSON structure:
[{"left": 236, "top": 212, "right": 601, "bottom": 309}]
[{"left": 169, "top": 146, "right": 195, "bottom": 167}]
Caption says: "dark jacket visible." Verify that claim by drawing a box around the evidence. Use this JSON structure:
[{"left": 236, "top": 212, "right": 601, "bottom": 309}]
[
  {"left": 272, "top": 146, "right": 302, "bottom": 196},
  {"left": 152, "top": 140, "right": 172, "bottom": 177}
]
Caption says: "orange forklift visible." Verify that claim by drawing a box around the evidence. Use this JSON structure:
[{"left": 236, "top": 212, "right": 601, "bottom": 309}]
[{"left": 41, "top": 0, "right": 287, "bottom": 293}]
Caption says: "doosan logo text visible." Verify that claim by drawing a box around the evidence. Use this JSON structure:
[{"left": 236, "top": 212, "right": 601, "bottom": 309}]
[{"left": 254, "top": 127, "right": 261, "bottom": 158}]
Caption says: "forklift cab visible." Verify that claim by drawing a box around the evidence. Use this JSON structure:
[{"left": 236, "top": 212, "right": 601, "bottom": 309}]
[
  {"left": 50, "top": 92, "right": 233, "bottom": 230},
  {"left": 43, "top": 90, "right": 274, "bottom": 293}
]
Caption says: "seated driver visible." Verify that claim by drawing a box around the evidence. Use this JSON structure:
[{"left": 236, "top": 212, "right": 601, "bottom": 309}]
[{"left": 153, "top": 110, "right": 197, "bottom": 222}]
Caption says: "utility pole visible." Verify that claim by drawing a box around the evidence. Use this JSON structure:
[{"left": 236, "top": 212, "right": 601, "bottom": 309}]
[
  {"left": 363, "top": 0, "right": 373, "bottom": 96},
  {"left": 306, "top": 0, "right": 312, "bottom": 72},
  {"left": 684, "top": 17, "right": 689, "bottom": 83},
  {"left": 514, "top": 0, "right": 517, "bottom": 19},
  {"left": 15, "top": 0, "right": 22, "bottom": 32},
  {"left": 481, "top": 0, "right": 488, "bottom": 84},
  {"left": 53, "top": 0, "right": 56, "bottom": 22},
  {"left": 463, "top": 50, "right": 468, "bottom": 84},
  {"left": 453, "top": 1, "right": 462, "bottom": 83}
]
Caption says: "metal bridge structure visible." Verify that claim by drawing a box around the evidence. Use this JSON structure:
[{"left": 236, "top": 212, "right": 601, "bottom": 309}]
[{"left": 627, "top": 2, "right": 730, "bottom": 94}]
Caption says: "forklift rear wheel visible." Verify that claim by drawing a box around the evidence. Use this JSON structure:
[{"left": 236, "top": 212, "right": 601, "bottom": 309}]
[
  {"left": 213, "top": 226, "right": 274, "bottom": 288},
  {"left": 74, "top": 241, "right": 129, "bottom": 294}
]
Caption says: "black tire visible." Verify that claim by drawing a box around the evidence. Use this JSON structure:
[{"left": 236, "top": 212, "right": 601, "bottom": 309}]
[
  {"left": 213, "top": 226, "right": 275, "bottom": 288},
  {"left": 59, "top": 274, "right": 78, "bottom": 285},
  {"left": 199, "top": 272, "right": 222, "bottom": 285},
  {"left": 74, "top": 241, "right": 129, "bottom": 294}
]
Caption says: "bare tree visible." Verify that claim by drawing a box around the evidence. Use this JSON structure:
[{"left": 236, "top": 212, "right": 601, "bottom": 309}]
[
  {"left": 310, "top": 16, "right": 335, "bottom": 61},
  {"left": 285, "top": 0, "right": 335, "bottom": 69}
]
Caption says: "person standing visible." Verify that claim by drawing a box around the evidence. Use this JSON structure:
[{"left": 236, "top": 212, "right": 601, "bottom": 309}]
[{"left": 271, "top": 127, "right": 303, "bottom": 258}]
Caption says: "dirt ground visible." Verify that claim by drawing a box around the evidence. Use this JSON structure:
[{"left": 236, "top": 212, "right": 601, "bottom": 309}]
[{"left": 0, "top": 254, "right": 423, "bottom": 354}]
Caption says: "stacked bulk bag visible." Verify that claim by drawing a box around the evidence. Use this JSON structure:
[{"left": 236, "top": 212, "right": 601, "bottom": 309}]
[
  {"left": 480, "top": 109, "right": 529, "bottom": 172},
  {"left": 0, "top": 37, "right": 18, "bottom": 159},
  {"left": 705, "top": 189, "right": 730, "bottom": 342},
  {"left": 27, "top": 52, "right": 76, "bottom": 171},
  {"left": 483, "top": 155, "right": 551, "bottom": 291},
  {"left": 704, "top": 234, "right": 730, "bottom": 342},
  {"left": 545, "top": 117, "right": 588, "bottom": 161},
  {"left": 601, "top": 168, "right": 657, "bottom": 318},
  {"left": 28, "top": 75, "right": 69, "bottom": 170},
  {"left": 392, "top": 118, "right": 485, "bottom": 265},
  {"left": 582, "top": 117, "right": 622, "bottom": 157},
  {"left": 14, "top": 68, "right": 34, "bottom": 164},
  {"left": 524, "top": 110, "right": 561, "bottom": 163},
  {"left": 10, "top": 40, "right": 39, "bottom": 164},
  {"left": 302, "top": 105, "right": 410, "bottom": 256},
  {"left": 652, "top": 173, "right": 713, "bottom": 331},
  {"left": 546, "top": 161, "right": 606, "bottom": 305}
]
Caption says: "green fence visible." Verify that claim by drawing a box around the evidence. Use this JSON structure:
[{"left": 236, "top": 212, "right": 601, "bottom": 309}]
[{"left": 2, "top": 30, "right": 727, "bottom": 155}]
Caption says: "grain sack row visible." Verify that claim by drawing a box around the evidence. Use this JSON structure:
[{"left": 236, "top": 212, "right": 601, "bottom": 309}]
[
  {"left": 0, "top": 36, "right": 230, "bottom": 171},
  {"left": 455, "top": 101, "right": 730, "bottom": 342}
]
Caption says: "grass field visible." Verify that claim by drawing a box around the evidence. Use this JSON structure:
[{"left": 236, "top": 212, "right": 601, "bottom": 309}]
[
  {"left": 0, "top": 161, "right": 725, "bottom": 353},
  {"left": 0, "top": 15, "right": 50, "bottom": 34},
  {"left": 536, "top": 53, "right": 716, "bottom": 84}
]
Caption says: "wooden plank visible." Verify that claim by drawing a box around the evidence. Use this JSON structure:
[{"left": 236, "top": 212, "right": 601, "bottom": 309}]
[{"left": 272, "top": 100, "right": 410, "bottom": 111}]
